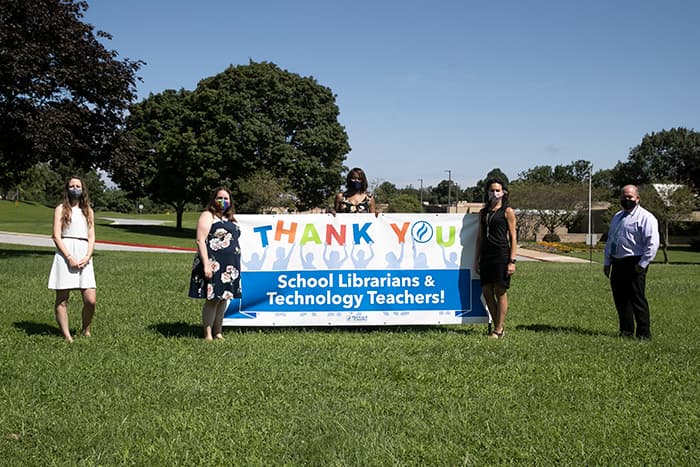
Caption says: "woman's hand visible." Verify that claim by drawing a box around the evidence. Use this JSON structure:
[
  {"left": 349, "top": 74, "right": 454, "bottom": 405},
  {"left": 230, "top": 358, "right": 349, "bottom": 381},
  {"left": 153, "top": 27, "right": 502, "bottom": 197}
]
[{"left": 203, "top": 261, "right": 213, "bottom": 280}]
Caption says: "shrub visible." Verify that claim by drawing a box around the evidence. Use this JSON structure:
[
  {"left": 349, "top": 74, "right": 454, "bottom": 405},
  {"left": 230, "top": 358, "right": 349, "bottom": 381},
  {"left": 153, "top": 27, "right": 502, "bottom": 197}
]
[{"left": 542, "top": 233, "right": 561, "bottom": 242}]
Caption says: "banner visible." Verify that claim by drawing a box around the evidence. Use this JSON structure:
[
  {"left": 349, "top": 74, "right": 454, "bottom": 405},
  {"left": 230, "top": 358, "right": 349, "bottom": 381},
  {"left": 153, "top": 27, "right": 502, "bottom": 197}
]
[{"left": 224, "top": 213, "right": 489, "bottom": 326}]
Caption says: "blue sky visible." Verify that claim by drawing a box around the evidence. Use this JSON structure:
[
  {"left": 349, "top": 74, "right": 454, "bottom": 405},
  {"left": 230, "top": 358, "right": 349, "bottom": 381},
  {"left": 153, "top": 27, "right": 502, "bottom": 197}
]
[{"left": 84, "top": 0, "right": 700, "bottom": 190}]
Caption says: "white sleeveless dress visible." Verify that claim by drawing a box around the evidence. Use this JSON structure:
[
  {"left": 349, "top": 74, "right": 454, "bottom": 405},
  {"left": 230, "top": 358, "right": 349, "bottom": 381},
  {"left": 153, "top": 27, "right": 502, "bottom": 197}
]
[{"left": 47, "top": 206, "right": 96, "bottom": 290}]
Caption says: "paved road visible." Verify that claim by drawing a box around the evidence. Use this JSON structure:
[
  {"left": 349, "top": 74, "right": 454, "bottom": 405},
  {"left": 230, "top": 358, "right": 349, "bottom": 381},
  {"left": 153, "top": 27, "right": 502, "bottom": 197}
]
[{"left": 0, "top": 230, "right": 592, "bottom": 262}]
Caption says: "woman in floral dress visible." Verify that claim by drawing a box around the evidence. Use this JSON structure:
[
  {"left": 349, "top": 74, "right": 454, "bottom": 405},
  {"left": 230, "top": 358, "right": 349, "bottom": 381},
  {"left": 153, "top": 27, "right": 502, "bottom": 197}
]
[{"left": 189, "top": 187, "right": 242, "bottom": 340}]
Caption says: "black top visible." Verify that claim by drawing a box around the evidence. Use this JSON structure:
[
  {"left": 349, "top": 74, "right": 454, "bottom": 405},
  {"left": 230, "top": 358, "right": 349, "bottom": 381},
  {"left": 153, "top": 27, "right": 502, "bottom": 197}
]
[{"left": 479, "top": 206, "right": 510, "bottom": 264}]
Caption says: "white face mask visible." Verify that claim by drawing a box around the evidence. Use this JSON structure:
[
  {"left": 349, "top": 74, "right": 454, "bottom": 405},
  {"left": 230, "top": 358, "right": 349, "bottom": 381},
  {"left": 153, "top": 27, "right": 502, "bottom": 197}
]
[{"left": 488, "top": 190, "right": 504, "bottom": 202}]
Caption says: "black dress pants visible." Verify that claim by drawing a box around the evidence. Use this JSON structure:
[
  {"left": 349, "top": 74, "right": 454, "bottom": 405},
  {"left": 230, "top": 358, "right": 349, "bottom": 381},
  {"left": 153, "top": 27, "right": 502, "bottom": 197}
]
[{"left": 610, "top": 256, "right": 651, "bottom": 338}]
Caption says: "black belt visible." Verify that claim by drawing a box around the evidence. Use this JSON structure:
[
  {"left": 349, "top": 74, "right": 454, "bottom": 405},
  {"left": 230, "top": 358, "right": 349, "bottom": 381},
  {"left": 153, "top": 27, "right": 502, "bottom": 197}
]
[{"left": 62, "top": 236, "right": 88, "bottom": 240}]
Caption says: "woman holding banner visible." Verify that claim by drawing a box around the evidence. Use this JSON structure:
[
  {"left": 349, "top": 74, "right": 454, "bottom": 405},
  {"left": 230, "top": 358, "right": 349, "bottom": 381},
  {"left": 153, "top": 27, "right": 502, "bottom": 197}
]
[
  {"left": 332, "top": 167, "right": 376, "bottom": 214},
  {"left": 189, "top": 187, "right": 242, "bottom": 340},
  {"left": 474, "top": 178, "right": 517, "bottom": 339}
]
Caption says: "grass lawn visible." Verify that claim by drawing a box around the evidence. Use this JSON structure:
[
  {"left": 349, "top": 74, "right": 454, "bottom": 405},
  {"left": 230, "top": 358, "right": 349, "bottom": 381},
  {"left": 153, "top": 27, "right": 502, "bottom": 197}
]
[
  {"left": 1, "top": 201, "right": 700, "bottom": 464},
  {"left": 0, "top": 200, "right": 198, "bottom": 249}
]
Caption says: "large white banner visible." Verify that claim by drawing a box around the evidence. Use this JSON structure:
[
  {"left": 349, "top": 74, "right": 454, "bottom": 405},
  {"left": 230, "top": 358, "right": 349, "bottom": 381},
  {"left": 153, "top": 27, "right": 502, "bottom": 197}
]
[{"left": 224, "top": 213, "right": 489, "bottom": 326}]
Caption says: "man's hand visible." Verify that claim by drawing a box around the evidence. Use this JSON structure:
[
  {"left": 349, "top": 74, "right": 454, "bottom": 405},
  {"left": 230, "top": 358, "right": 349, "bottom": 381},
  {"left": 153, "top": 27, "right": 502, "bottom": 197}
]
[{"left": 603, "top": 265, "right": 611, "bottom": 278}]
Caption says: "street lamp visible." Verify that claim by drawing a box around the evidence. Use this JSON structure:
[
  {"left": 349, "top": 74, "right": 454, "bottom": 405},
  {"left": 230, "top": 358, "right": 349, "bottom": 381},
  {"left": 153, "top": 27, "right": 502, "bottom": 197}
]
[
  {"left": 418, "top": 178, "right": 423, "bottom": 209},
  {"left": 445, "top": 169, "right": 452, "bottom": 208}
]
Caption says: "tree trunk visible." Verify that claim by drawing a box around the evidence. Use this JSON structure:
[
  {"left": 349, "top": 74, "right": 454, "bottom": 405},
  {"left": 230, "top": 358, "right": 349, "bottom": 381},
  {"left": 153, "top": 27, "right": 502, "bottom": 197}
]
[{"left": 660, "top": 230, "right": 669, "bottom": 264}]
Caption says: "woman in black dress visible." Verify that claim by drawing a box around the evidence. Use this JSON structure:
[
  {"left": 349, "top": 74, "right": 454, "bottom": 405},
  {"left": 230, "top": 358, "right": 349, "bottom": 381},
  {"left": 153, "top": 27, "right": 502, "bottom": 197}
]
[
  {"left": 474, "top": 178, "right": 517, "bottom": 339},
  {"left": 189, "top": 187, "right": 242, "bottom": 340}
]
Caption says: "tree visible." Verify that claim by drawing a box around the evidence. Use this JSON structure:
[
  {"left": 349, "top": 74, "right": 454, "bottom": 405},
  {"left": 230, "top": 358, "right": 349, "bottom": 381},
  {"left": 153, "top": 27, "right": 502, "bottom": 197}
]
[
  {"left": 236, "top": 170, "right": 291, "bottom": 213},
  {"left": 433, "top": 179, "right": 461, "bottom": 204},
  {"left": 373, "top": 181, "right": 399, "bottom": 205},
  {"left": 612, "top": 128, "right": 700, "bottom": 192},
  {"left": 111, "top": 89, "right": 206, "bottom": 228},
  {"left": 386, "top": 193, "right": 422, "bottom": 213},
  {"left": 192, "top": 62, "right": 349, "bottom": 211},
  {"left": 0, "top": 0, "right": 142, "bottom": 190},
  {"left": 117, "top": 62, "right": 349, "bottom": 228},
  {"left": 510, "top": 182, "right": 588, "bottom": 240},
  {"left": 518, "top": 160, "right": 593, "bottom": 185},
  {"left": 640, "top": 184, "right": 695, "bottom": 263}
]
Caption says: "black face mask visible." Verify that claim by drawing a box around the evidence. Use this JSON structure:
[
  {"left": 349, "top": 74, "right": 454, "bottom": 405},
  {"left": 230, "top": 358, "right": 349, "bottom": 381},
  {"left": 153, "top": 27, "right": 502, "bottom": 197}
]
[
  {"left": 68, "top": 189, "right": 82, "bottom": 201},
  {"left": 621, "top": 199, "right": 637, "bottom": 210}
]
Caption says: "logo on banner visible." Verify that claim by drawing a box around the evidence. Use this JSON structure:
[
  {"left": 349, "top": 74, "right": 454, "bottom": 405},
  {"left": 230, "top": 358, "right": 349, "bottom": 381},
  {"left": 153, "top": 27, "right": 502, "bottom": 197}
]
[{"left": 411, "top": 221, "right": 434, "bottom": 243}]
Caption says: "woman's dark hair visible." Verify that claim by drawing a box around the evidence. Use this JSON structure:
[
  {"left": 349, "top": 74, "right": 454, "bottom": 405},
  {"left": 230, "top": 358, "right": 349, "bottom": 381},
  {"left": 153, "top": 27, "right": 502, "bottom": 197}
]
[
  {"left": 206, "top": 186, "right": 236, "bottom": 222},
  {"left": 482, "top": 177, "right": 510, "bottom": 206},
  {"left": 345, "top": 167, "right": 369, "bottom": 193}
]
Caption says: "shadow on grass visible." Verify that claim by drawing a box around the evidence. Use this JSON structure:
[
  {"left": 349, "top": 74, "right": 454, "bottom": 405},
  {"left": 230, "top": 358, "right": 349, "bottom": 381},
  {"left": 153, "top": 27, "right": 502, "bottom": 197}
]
[
  {"left": 149, "top": 321, "right": 201, "bottom": 338},
  {"left": 99, "top": 223, "right": 196, "bottom": 240},
  {"left": 516, "top": 323, "right": 615, "bottom": 337},
  {"left": 13, "top": 320, "right": 61, "bottom": 337},
  {"left": 149, "top": 322, "right": 487, "bottom": 338},
  {"left": 0, "top": 248, "right": 54, "bottom": 259}
]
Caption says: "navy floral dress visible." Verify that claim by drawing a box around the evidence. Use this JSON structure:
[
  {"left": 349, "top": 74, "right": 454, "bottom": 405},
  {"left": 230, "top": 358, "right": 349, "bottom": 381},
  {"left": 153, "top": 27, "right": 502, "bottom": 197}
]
[{"left": 188, "top": 219, "right": 242, "bottom": 300}]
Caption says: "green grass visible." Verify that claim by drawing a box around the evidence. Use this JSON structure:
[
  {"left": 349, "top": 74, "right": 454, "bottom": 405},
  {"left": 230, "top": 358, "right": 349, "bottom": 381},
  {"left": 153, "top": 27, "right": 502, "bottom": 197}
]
[
  {"left": 2, "top": 205, "right": 700, "bottom": 464},
  {"left": 0, "top": 199, "right": 198, "bottom": 249},
  {"left": 1, "top": 240, "right": 699, "bottom": 465}
]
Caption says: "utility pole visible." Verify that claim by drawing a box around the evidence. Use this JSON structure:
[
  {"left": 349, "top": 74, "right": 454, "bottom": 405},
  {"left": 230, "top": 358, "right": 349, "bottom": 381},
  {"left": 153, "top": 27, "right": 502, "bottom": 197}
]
[
  {"left": 445, "top": 169, "right": 452, "bottom": 209},
  {"left": 418, "top": 178, "right": 423, "bottom": 210},
  {"left": 588, "top": 164, "right": 593, "bottom": 263}
]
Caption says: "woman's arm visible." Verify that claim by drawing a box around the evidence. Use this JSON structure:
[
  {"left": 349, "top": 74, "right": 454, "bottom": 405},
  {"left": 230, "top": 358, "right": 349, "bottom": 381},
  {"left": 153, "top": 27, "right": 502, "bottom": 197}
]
[
  {"left": 473, "top": 214, "right": 482, "bottom": 272},
  {"left": 80, "top": 208, "right": 96, "bottom": 269},
  {"left": 195, "top": 210, "right": 213, "bottom": 279},
  {"left": 506, "top": 207, "right": 517, "bottom": 274},
  {"left": 51, "top": 205, "right": 75, "bottom": 267}
]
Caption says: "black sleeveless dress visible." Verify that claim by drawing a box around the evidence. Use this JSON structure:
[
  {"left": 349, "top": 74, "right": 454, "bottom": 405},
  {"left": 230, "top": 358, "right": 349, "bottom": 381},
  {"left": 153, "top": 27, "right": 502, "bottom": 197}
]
[
  {"left": 188, "top": 218, "right": 242, "bottom": 300},
  {"left": 478, "top": 206, "right": 512, "bottom": 288}
]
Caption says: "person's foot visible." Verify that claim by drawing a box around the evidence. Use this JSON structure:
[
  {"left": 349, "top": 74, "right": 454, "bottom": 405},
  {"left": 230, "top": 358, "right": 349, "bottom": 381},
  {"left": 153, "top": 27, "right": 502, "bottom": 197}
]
[
  {"left": 64, "top": 335, "right": 74, "bottom": 343},
  {"left": 214, "top": 333, "right": 224, "bottom": 340},
  {"left": 488, "top": 330, "right": 505, "bottom": 339}
]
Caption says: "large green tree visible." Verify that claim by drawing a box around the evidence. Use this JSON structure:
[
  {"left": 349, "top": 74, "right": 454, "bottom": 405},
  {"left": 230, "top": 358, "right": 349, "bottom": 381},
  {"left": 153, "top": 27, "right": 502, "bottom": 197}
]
[
  {"left": 612, "top": 127, "right": 700, "bottom": 192},
  {"left": 116, "top": 61, "right": 349, "bottom": 227},
  {"left": 0, "top": 0, "right": 142, "bottom": 190},
  {"left": 112, "top": 89, "right": 205, "bottom": 228}
]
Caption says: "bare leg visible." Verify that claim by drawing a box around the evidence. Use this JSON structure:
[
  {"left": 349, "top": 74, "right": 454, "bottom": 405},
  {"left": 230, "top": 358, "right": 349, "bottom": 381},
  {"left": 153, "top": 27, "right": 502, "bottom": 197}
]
[
  {"left": 213, "top": 300, "right": 227, "bottom": 339},
  {"left": 493, "top": 285, "right": 508, "bottom": 334},
  {"left": 54, "top": 290, "right": 73, "bottom": 342},
  {"left": 482, "top": 284, "right": 499, "bottom": 330},
  {"left": 202, "top": 300, "right": 217, "bottom": 340},
  {"left": 81, "top": 288, "right": 96, "bottom": 337}
]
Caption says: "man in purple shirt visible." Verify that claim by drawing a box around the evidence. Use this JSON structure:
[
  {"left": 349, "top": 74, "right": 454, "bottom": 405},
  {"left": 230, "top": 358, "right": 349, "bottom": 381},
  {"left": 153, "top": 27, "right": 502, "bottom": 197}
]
[{"left": 604, "top": 185, "right": 660, "bottom": 339}]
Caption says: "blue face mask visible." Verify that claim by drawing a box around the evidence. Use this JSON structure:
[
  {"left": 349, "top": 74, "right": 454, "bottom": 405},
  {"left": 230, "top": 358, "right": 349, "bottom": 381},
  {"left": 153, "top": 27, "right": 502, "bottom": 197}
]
[
  {"left": 350, "top": 180, "right": 362, "bottom": 191},
  {"left": 68, "top": 188, "right": 82, "bottom": 200}
]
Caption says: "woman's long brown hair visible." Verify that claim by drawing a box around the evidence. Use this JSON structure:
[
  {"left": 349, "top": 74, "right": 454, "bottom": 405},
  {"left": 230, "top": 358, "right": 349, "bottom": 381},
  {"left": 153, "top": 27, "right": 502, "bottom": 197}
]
[{"left": 60, "top": 176, "right": 93, "bottom": 230}]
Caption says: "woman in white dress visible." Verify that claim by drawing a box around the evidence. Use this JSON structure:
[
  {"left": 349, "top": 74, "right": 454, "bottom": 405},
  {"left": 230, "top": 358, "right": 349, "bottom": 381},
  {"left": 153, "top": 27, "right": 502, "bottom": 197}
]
[{"left": 48, "top": 176, "right": 96, "bottom": 342}]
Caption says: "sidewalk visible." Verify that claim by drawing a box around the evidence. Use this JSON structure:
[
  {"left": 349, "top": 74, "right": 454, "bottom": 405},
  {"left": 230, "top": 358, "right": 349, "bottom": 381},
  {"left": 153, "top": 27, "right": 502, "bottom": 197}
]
[
  {"left": 1, "top": 231, "right": 593, "bottom": 262},
  {"left": 518, "top": 247, "right": 593, "bottom": 263}
]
